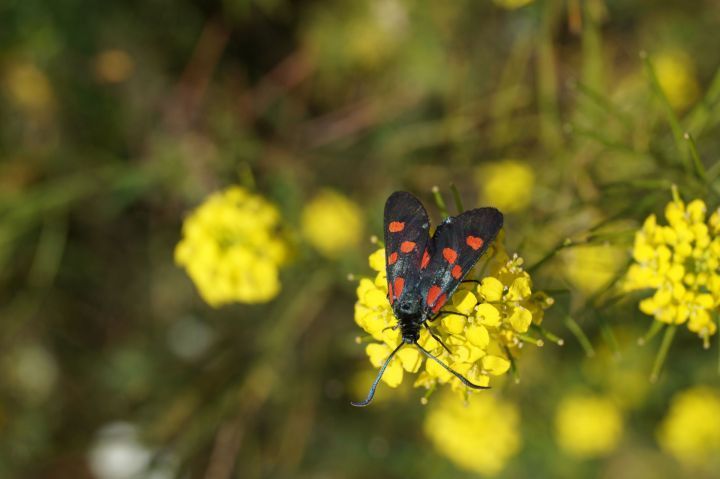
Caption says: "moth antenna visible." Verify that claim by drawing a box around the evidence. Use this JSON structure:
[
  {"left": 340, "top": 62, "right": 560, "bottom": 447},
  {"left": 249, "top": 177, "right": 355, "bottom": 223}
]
[
  {"left": 422, "top": 323, "right": 452, "bottom": 355},
  {"left": 414, "top": 342, "right": 491, "bottom": 390},
  {"left": 351, "top": 342, "right": 405, "bottom": 407}
]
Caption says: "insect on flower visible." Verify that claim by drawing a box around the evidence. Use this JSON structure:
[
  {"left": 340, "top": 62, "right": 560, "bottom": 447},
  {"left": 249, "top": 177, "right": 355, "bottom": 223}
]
[{"left": 352, "top": 191, "right": 503, "bottom": 407}]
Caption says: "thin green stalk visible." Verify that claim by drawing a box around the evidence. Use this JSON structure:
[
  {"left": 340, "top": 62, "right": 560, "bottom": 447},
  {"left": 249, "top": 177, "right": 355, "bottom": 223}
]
[
  {"left": 431, "top": 186, "right": 449, "bottom": 218},
  {"left": 517, "top": 333, "right": 544, "bottom": 347},
  {"left": 650, "top": 324, "right": 676, "bottom": 383},
  {"left": 564, "top": 316, "right": 595, "bottom": 357},
  {"left": 685, "top": 67, "right": 720, "bottom": 135},
  {"left": 449, "top": 183, "right": 464, "bottom": 213},
  {"left": 572, "top": 80, "right": 632, "bottom": 129},
  {"left": 420, "top": 383, "right": 437, "bottom": 405},
  {"left": 599, "top": 319, "right": 621, "bottom": 360},
  {"left": 503, "top": 345, "right": 520, "bottom": 384},
  {"left": 531, "top": 324, "right": 565, "bottom": 346},
  {"left": 638, "top": 320, "right": 664, "bottom": 346},
  {"left": 641, "top": 51, "right": 690, "bottom": 174},
  {"left": 683, "top": 132, "right": 707, "bottom": 182},
  {"left": 570, "top": 123, "right": 642, "bottom": 154},
  {"left": 526, "top": 238, "right": 572, "bottom": 274}
]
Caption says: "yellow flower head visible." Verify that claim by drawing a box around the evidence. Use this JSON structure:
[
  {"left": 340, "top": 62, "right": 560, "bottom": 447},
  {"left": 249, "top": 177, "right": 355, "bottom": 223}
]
[
  {"left": 94, "top": 49, "right": 135, "bottom": 84},
  {"left": 555, "top": 393, "right": 623, "bottom": 458},
  {"left": 657, "top": 386, "right": 720, "bottom": 468},
  {"left": 625, "top": 188, "right": 720, "bottom": 345},
  {"left": 424, "top": 393, "right": 521, "bottom": 476},
  {"left": 476, "top": 160, "right": 535, "bottom": 213},
  {"left": 301, "top": 189, "right": 363, "bottom": 258},
  {"left": 654, "top": 50, "right": 700, "bottom": 111},
  {"left": 354, "top": 231, "right": 553, "bottom": 398},
  {"left": 3, "top": 62, "right": 54, "bottom": 112},
  {"left": 175, "top": 186, "right": 288, "bottom": 306}
]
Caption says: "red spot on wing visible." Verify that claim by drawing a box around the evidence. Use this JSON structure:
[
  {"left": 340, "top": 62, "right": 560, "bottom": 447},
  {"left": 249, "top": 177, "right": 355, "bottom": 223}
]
[
  {"left": 421, "top": 249, "right": 430, "bottom": 269},
  {"left": 388, "top": 252, "right": 398, "bottom": 265},
  {"left": 388, "top": 221, "right": 405, "bottom": 232},
  {"left": 451, "top": 264, "right": 463, "bottom": 279},
  {"left": 427, "top": 285, "right": 442, "bottom": 307},
  {"left": 442, "top": 248, "right": 457, "bottom": 264},
  {"left": 388, "top": 280, "right": 394, "bottom": 304},
  {"left": 394, "top": 277, "right": 405, "bottom": 299},
  {"left": 400, "top": 241, "right": 416, "bottom": 253},
  {"left": 466, "top": 235, "right": 484, "bottom": 250},
  {"left": 432, "top": 294, "right": 447, "bottom": 314}
]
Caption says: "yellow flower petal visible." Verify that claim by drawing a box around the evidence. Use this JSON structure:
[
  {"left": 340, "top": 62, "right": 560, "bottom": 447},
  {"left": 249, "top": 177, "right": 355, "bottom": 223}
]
[
  {"left": 466, "top": 324, "right": 490, "bottom": 348},
  {"left": 482, "top": 355, "right": 511, "bottom": 375},
  {"left": 475, "top": 303, "right": 501, "bottom": 327},
  {"left": 479, "top": 277, "right": 504, "bottom": 302},
  {"left": 509, "top": 306, "right": 532, "bottom": 333}
]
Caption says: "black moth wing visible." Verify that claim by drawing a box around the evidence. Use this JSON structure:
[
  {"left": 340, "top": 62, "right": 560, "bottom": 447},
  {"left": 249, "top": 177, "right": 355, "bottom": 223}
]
[
  {"left": 383, "top": 192, "right": 431, "bottom": 312},
  {"left": 418, "top": 207, "right": 503, "bottom": 318}
]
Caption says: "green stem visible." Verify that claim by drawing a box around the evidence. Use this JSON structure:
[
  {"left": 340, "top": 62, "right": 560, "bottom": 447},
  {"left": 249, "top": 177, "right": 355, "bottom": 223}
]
[
  {"left": 431, "top": 186, "right": 450, "bottom": 218},
  {"left": 650, "top": 324, "right": 676, "bottom": 383},
  {"left": 517, "top": 333, "right": 544, "bottom": 347},
  {"left": 638, "top": 320, "right": 664, "bottom": 346},
  {"left": 599, "top": 320, "right": 621, "bottom": 360},
  {"left": 572, "top": 80, "right": 633, "bottom": 129},
  {"left": 449, "top": 183, "right": 465, "bottom": 213},
  {"left": 503, "top": 345, "right": 520, "bottom": 384},
  {"left": 531, "top": 324, "right": 565, "bottom": 346},
  {"left": 526, "top": 239, "right": 571, "bottom": 274},
  {"left": 683, "top": 132, "right": 707, "bottom": 182},
  {"left": 564, "top": 316, "right": 595, "bottom": 357}
]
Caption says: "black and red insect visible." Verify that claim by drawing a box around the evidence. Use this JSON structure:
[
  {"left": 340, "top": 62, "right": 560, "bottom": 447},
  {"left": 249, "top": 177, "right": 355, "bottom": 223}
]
[{"left": 352, "top": 191, "right": 503, "bottom": 407}]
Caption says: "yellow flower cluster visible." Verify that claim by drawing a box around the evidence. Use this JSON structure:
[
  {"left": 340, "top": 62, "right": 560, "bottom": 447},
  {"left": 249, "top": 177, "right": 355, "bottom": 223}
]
[
  {"left": 354, "top": 232, "right": 554, "bottom": 397},
  {"left": 554, "top": 393, "right": 623, "bottom": 458},
  {"left": 301, "top": 189, "right": 363, "bottom": 258},
  {"left": 424, "top": 393, "right": 521, "bottom": 476},
  {"left": 625, "top": 190, "right": 720, "bottom": 345},
  {"left": 175, "top": 186, "right": 288, "bottom": 307},
  {"left": 657, "top": 386, "right": 720, "bottom": 467}
]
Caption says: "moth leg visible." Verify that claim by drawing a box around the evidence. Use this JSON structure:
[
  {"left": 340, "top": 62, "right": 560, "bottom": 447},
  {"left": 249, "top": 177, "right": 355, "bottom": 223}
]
[
  {"left": 461, "top": 279, "right": 481, "bottom": 285},
  {"left": 422, "top": 323, "right": 452, "bottom": 355},
  {"left": 381, "top": 324, "right": 400, "bottom": 333},
  {"left": 433, "top": 311, "right": 470, "bottom": 321}
]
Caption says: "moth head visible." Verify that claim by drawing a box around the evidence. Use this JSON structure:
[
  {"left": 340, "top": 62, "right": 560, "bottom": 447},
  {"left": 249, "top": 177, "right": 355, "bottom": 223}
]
[{"left": 396, "top": 298, "right": 422, "bottom": 320}]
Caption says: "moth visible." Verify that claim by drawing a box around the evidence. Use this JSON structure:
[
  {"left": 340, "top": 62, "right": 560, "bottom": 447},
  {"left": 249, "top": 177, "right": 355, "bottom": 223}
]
[{"left": 352, "top": 191, "right": 503, "bottom": 407}]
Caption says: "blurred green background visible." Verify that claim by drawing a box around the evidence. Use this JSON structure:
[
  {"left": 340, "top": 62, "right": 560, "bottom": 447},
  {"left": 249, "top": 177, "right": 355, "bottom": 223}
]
[{"left": 2, "top": 0, "right": 720, "bottom": 477}]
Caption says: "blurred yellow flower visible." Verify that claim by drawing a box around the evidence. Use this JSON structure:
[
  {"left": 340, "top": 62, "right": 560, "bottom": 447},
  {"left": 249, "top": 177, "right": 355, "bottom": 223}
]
[
  {"left": 3, "top": 63, "right": 54, "bottom": 111},
  {"left": 563, "top": 244, "right": 627, "bottom": 295},
  {"left": 301, "top": 189, "right": 363, "bottom": 258},
  {"left": 476, "top": 160, "right": 535, "bottom": 213},
  {"left": 424, "top": 393, "right": 521, "bottom": 476},
  {"left": 94, "top": 49, "right": 135, "bottom": 83},
  {"left": 493, "top": 0, "right": 534, "bottom": 9},
  {"left": 354, "top": 231, "right": 553, "bottom": 396},
  {"left": 175, "top": 186, "right": 288, "bottom": 306},
  {"left": 304, "top": 0, "right": 408, "bottom": 71},
  {"left": 555, "top": 393, "right": 623, "bottom": 458},
  {"left": 625, "top": 188, "right": 720, "bottom": 345},
  {"left": 657, "top": 386, "right": 720, "bottom": 467},
  {"left": 654, "top": 50, "right": 700, "bottom": 111}
]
